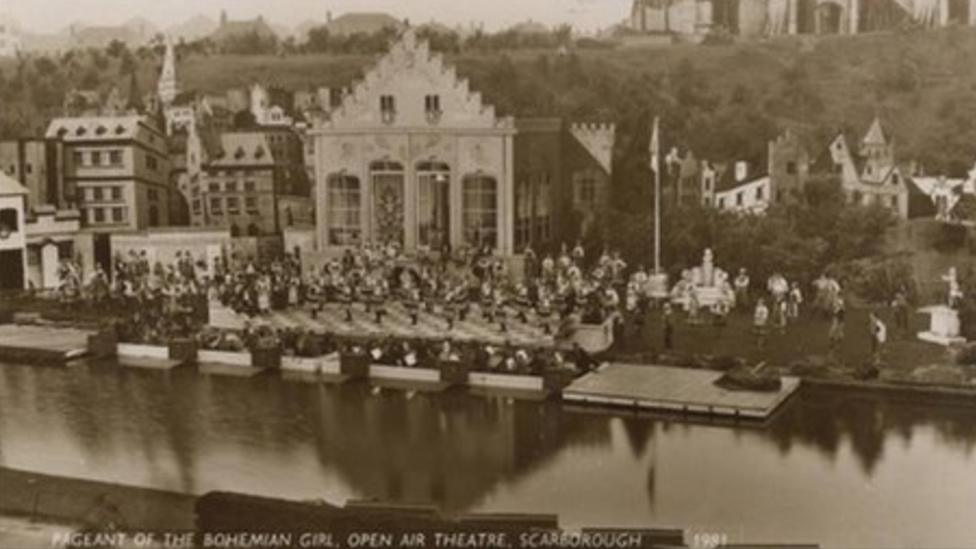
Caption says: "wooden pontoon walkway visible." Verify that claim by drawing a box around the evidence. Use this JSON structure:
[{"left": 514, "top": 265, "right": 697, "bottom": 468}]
[{"left": 562, "top": 363, "right": 801, "bottom": 419}]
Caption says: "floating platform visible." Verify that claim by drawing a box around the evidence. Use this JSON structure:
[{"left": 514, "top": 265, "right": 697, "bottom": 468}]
[
  {"left": 0, "top": 324, "right": 92, "bottom": 364},
  {"left": 117, "top": 343, "right": 185, "bottom": 370},
  {"left": 562, "top": 363, "right": 801, "bottom": 419},
  {"left": 280, "top": 354, "right": 349, "bottom": 384}
]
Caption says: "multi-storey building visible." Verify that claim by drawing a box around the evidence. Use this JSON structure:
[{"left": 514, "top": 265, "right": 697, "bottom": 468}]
[
  {"left": 629, "top": 0, "right": 976, "bottom": 38},
  {"left": 191, "top": 131, "right": 312, "bottom": 235},
  {"left": 766, "top": 129, "right": 811, "bottom": 204},
  {"left": 0, "top": 139, "right": 65, "bottom": 210},
  {"left": 311, "top": 30, "right": 614, "bottom": 257},
  {"left": 44, "top": 115, "right": 173, "bottom": 232},
  {"left": 0, "top": 175, "right": 28, "bottom": 290},
  {"left": 713, "top": 161, "right": 771, "bottom": 214},
  {"left": 311, "top": 30, "right": 518, "bottom": 255},
  {"left": 812, "top": 117, "right": 909, "bottom": 218}
]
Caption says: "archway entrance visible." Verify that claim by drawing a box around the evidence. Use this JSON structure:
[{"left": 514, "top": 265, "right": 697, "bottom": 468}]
[
  {"left": 417, "top": 161, "right": 451, "bottom": 250},
  {"left": 817, "top": 2, "right": 844, "bottom": 34},
  {"left": 369, "top": 160, "right": 405, "bottom": 246}
]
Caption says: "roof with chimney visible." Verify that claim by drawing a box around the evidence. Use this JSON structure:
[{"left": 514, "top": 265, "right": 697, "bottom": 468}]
[
  {"left": 323, "top": 13, "right": 404, "bottom": 36},
  {"left": 715, "top": 161, "right": 768, "bottom": 193},
  {"left": 44, "top": 115, "right": 161, "bottom": 142},
  {"left": 211, "top": 17, "right": 277, "bottom": 42},
  {"left": 206, "top": 132, "right": 275, "bottom": 168}
]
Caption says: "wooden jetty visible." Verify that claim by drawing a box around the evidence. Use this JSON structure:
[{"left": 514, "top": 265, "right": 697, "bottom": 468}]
[
  {"left": 0, "top": 324, "right": 92, "bottom": 364},
  {"left": 562, "top": 363, "right": 801, "bottom": 419}
]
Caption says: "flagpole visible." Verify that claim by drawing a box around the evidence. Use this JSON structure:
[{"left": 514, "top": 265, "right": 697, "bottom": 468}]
[
  {"left": 654, "top": 149, "right": 661, "bottom": 274},
  {"left": 652, "top": 116, "right": 661, "bottom": 273}
]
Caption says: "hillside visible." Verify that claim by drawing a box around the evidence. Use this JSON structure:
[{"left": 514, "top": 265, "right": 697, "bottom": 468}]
[{"left": 2, "top": 26, "right": 976, "bottom": 174}]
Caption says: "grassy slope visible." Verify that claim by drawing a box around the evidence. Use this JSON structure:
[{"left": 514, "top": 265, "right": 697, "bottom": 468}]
[
  {"left": 169, "top": 28, "right": 976, "bottom": 167},
  {"left": 4, "top": 27, "right": 976, "bottom": 169}
]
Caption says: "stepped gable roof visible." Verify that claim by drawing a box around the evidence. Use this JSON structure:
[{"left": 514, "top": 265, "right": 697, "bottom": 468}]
[
  {"left": 323, "top": 28, "right": 513, "bottom": 131},
  {"left": 324, "top": 12, "right": 404, "bottom": 36},
  {"left": 208, "top": 132, "right": 274, "bottom": 167},
  {"left": 0, "top": 172, "right": 28, "bottom": 196}
]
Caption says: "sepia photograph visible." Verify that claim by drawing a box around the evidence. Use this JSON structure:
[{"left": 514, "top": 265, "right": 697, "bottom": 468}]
[{"left": 0, "top": 1, "right": 975, "bottom": 548}]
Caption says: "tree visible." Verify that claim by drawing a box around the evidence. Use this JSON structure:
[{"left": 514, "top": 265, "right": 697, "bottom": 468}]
[
  {"left": 126, "top": 72, "right": 144, "bottom": 113},
  {"left": 33, "top": 57, "right": 58, "bottom": 77},
  {"left": 106, "top": 39, "right": 127, "bottom": 58},
  {"left": 80, "top": 68, "right": 100, "bottom": 89}
]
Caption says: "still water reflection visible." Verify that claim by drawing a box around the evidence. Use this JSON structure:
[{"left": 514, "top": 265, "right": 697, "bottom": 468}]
[{"left": 0, "top": 362, "right": 974, "bottom": 548}]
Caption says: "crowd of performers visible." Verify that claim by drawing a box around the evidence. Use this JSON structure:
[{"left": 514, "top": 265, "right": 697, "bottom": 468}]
[
  {"left": 209, "top": 241, "right": 639, "bottom": 334},
  {"left": 51, "top": 242, "right": 632, "bottom": 372},
  {"left": 49, "top": 240, "right": 888, "bottom": 364}
]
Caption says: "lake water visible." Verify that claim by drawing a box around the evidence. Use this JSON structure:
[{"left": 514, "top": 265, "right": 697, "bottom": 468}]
[{"left": 0, "top": 361, "right": 974, "bottom": 548}]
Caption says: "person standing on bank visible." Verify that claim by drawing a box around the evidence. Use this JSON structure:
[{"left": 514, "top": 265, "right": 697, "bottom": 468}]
[
  {"left": 870, "top": 313, "right": 887, "bottom": 365},
  {"left": 829, "top": 297, "right": 846, "bottom": 359},
  {"left": 892, "top": 290, "right": 911, "bottom": 335},
  {"left": 734, "top": 268, "right": 751, "bottom": 311},
  {"left": 663, "top": 303, "right": 675, "bottom": 351},
  {"left": 753, "top": 298, "right": 769, "bottom": 353}
]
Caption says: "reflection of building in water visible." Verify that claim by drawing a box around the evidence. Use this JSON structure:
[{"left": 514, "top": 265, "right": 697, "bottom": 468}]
[{"left": 308, "top": 389, "right": 608, "bottom": 512}]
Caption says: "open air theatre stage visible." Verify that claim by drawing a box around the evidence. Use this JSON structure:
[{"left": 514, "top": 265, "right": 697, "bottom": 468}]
[
  {"left": 208, "top": 303, "right": 800, "bottom": 419},
  {"left": 210, "top": 302, "right": 561, "bottom": 349}
]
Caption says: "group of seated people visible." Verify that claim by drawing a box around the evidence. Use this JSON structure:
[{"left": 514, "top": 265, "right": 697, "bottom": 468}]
[{"left": 194, "top": 322, "right": 599, "bottom": 377}]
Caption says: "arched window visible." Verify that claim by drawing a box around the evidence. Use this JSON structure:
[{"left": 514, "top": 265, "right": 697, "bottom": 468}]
[
  {"left": 370, "top": 160, "right": 405, "bottom": 245},
  {"left": 462, "top": 174, "right": 498, "bottom": 249},
  {"left": 327, "top": 173, "right": 362, "bottom": 246},
  {"left": 417, "top": 161, "right": 450, "bottom": 248}
]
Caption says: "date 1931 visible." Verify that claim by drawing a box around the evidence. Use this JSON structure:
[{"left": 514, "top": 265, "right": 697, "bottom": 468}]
[{"left": 689, "top": 531, "right": 729, "bottom": 549}]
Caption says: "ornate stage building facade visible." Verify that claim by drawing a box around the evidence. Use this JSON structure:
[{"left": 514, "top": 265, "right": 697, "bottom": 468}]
[
  {"left": 311, "top": 31, "right": 517, "bottom": 257},
  {"left": 310, "top": 31, "right": 615, "bottom": 261}
]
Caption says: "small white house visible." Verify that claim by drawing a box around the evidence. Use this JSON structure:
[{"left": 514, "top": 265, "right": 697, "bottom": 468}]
[
  {"left": 713, "top": 161, "right": 771, "bottom": 215},
  {"left": 0, "top": 173, "right": 28, "bottom": 290}
]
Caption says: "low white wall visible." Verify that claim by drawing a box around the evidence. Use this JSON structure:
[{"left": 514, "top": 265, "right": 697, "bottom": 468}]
[
  {"left": 281, "top": 354, "right": 341, "bottom": 375},
  {"left": 468, "top": 372, "right": 545, "bottom": 391},
  {"left": 369, "top": 365, "right": 442, "bottom": 383},
  {"left": 198, "top": 349, "right": 252, "bottom": 367},
  {"left": 117, "top": 343, "right": 170, "bottom": 360}
]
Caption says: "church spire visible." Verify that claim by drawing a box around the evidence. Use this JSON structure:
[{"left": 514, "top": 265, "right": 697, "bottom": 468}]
[{"left": 158, "top": 35, "right": 178, "bottom": 106}]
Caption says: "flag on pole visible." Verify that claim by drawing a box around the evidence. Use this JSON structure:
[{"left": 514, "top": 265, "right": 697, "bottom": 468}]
[{"left": 649, "top": 116, "right": 660, "bottom": 173}]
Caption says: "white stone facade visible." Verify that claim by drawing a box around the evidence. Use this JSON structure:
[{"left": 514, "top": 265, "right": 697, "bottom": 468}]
[{"left": 311, "top": 30, "right": 517, "bottom": 256}]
